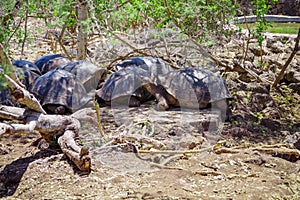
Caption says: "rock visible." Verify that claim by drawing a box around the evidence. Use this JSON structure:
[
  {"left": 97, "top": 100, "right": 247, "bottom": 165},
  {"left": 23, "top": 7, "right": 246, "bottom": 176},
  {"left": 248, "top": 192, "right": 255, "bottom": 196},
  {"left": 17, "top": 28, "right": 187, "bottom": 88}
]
[
  {"left": 285, "top": 70, "right": 300, "bottom": 83},
  {"left": 247, "top": 83, "right": 271, "bottom": 94},
  {"left": 221, "top": 127, "right": 250, "bottom": 138},
  {"left": 284, "top": 132, "right": 300, "bottom": 150},
  {"left": 239, "top": 73, "right": 253, "bottom": 83},
  {"left": 266, "top": 40, "right": 285, "bottom": 53},
  {"left": 250, "top": 93, "right": 275, "bottom": 112},
  {"left": 260, "top": 118, "right": 281, "bottom": 131},
  {"left": 239, "top": 82, "right": 270, "bottom": 94},
  {"left": 235, "top": 91, "right": 249, "bottom": 105},
  {"left": 288, "top": 83, "right": 300, "bottom": 95},
  {"left": 259, "top": 71, "right": 276, "bottom": 83},
  {"left": 261, "top": 107, "right": 282, "bottom": 119},
  {"left": 249, "top": 43, "right": 267, "bottom": 56},
  {"left": 235, "top": 52, "right": 254, "bottom": 62}
]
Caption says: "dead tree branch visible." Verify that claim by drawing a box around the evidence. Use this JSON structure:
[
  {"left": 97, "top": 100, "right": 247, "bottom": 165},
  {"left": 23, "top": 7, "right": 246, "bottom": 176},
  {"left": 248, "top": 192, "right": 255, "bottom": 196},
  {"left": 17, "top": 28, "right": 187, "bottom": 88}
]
[
  {"left": 273, "top": 28, "right": 300, "bottom": 88},
  {"left": 0, "top": 105, "right": 91, "bottom": 172},
  {"left": 3, "top": 74, "right": 47, "bottom": 114}
]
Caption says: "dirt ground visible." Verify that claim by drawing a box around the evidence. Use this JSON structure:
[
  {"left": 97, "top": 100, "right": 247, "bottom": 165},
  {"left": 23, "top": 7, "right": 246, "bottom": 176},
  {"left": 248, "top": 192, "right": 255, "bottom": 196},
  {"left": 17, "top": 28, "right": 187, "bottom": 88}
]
[
  {"left": 0, "top": 104, "right": 299, "bottom": 199},
  {"left": 0, "top": 19, "right": 300, "bottom": 199}
]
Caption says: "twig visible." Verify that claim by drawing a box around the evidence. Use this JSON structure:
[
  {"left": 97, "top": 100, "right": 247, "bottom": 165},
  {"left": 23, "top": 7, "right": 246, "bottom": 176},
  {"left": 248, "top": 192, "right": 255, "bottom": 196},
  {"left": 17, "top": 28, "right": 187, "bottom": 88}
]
[
  {"left": 94, "top": 100, "right": 105, "bottom": 140},
  {"left": 21, "top": 0, "right": 29, "bottom": 56},
  {"left": 0, "top": 43, "right": 24, "bottom": 87},
  {"left": 138, "top": 140, "right": 226, "bottom": 155},
  {"left": 1, "top": 1, "right": 22, "bottom": 27},
  {"left": 273, "top": 28, "right": 300, "bottom": 88},
  {"left": 150, "top": 162, "right": 183, "bottom": 170},
  {"left": 194, "top": 171, "right": 223, "bottom": 176},
  {"left": 7, "top": 18, "right": 23, "bottom": 44}
]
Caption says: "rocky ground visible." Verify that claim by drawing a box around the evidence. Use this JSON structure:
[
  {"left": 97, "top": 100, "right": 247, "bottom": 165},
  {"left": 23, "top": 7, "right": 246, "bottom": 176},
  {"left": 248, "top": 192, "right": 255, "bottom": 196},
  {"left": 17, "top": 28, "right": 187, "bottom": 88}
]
[{"left": 0, "top": 20, "right": 300, "bottom": 199}]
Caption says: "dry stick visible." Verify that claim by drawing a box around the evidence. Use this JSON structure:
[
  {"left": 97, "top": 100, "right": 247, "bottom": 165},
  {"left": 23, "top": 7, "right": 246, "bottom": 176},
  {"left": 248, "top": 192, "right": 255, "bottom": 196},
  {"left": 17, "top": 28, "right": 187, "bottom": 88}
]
[
  {"left": 242, "top": 14, "right": 252, "bottom": 67},
  {"left": 21, "top": 0, "right": 29, "bottom": 56},
  {"left": 94, "top": 100, "right": 105, "bottom": 140},
  {"left": 0, "top": 43, "right": 25, "bottom": 87},
  {"left": 273, "top": 28, "right": 300, "bottom": 88},
  {"left": 56, "top": 23, "right": 73, "bottom": 60},
  {"left": 138, "top": 147, "right": 212, "bottom": 155},
  {"left": 164, "top": 0, "right": 268, "bottom": 83},
  {"left": 0, "top": 110, "right": 24, "bottom": 121},
  {"left": 7, "top": 18, "right": 23, "bottom": 44},
  {"left": 138, "top": 140, "right": 226, "bottom": 155},
  {"left": 0, "top": 108, "right": 91, "bottom": 172},
  {"left": 1, "top": 1, "right": 22, "bottom": 27},
  {"left": 4, "top": 74, "right": 46, "bottom": 114},
  {"left": 95, "top": 0, "right": 130, "bottom": 17}
]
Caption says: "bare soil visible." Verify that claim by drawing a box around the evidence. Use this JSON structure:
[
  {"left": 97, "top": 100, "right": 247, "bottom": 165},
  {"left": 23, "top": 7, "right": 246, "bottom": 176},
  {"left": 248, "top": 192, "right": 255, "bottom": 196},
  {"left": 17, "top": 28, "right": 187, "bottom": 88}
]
[{"left": 1, "top": 104, "right": 299, "bottom": 199}]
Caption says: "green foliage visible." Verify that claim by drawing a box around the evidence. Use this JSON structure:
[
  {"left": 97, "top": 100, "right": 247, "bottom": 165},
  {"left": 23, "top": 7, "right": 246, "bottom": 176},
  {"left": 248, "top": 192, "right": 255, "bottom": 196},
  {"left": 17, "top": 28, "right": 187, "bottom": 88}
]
[
  {"left": 252, "top": 0, "right": 278, "bottom": 45},
  {"left": 89, "top": 0, "right": 238, "bottom": 41},
  {"left": 0, "top": 0, "right": 280, "bottom": 49},
  {"left": 238, "top": 22, "right": 300, "bottom": 34}
]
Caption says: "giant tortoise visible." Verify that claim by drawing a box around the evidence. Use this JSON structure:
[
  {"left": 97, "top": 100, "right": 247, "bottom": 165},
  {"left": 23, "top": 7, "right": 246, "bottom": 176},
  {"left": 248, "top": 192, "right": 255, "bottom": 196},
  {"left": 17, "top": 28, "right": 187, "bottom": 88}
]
[
  {"left": 152, "top": 67, "right": 232, "bottom": 120},
  {"left": 13, "top": 60, "right": 41, "bottom": 91},
  {"left": 35, "top": 54, "right": 70, "bottom": 75},
  {"left": 31, "top": 69, "right": 90, "bottom": 114},
  {"left": 96, "top": 57, "right": 173, "bottom": 107},
  {"left": 57, "top": 60, "right": 104, "bottom": 93},
  {"left": 0, "top": 60, "right": 41, "bottom": 106}
]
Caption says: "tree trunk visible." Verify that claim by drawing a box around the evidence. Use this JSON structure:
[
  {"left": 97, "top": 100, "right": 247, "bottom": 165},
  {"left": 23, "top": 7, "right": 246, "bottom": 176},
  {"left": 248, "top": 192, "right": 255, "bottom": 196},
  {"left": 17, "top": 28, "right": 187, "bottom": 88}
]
[{"left": 77, "top": 0, "right": 88, "bottom": 60}]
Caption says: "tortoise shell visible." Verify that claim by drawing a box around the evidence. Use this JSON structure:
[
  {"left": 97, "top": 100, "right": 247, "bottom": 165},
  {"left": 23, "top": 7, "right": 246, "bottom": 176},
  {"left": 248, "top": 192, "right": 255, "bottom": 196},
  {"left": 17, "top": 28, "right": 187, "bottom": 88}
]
[
  {"left": 96, "top": 57, "right": 173, "bottom": 107},
  {"left": 31, "top": 69, "right": 90, "bottom": 114},
  {"left": 158, "top": 67, "right": 232, "bottom": 109},
  {"left": 96, "top": 66, "right": 152, "bottom": 106},
  {"left": 57, "top": 60, "right": 104, "bottom": 93},
  {"left": 116, "top": 57, "right": 173, "bottom": 83},
  {"left": 13, "top": 60, "right": 41, "bottom": 91},
  {"left": 0, "top": 60, "right": 41, "bottom": 107},
  {"left": 34, "top": 54, "right": 70, "bottom": 75}
]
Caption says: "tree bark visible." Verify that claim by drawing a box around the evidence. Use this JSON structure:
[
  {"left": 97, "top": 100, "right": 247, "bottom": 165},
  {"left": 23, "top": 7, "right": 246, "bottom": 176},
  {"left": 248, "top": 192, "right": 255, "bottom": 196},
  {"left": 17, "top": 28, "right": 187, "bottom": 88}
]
[{"left": 77, "top": 0, "right": 88, "bottom": 60}]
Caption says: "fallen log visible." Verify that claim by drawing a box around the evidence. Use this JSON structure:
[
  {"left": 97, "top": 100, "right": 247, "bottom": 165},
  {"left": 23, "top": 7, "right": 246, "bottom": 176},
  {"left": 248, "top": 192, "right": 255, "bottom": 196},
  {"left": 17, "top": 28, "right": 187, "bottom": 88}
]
[{"left": 0, "top": 105, "right": 91, "bottom": 172}]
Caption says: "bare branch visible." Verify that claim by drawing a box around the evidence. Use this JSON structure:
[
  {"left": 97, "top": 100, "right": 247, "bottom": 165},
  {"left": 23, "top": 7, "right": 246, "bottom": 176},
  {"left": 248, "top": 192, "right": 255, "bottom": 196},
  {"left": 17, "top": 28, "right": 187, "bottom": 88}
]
[
  {"left": 4, "top": 74, "right": 47, "bottom": 114},
  {"left": 273, "top": 28, "right": 300, "bottom": 88}
]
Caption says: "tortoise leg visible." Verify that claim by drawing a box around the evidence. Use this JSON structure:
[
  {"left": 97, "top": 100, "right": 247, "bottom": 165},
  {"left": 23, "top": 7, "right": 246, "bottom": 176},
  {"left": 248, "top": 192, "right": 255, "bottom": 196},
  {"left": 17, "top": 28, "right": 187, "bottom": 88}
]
[
  {"left": 142, "top": 83, "right": 170, "bottom": 110},
  {"left": 128, "top": 96, "right": 141, "bottom": 107},
  {"left": 212, "top": 99, "right": 231, "bottom": 121}
]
